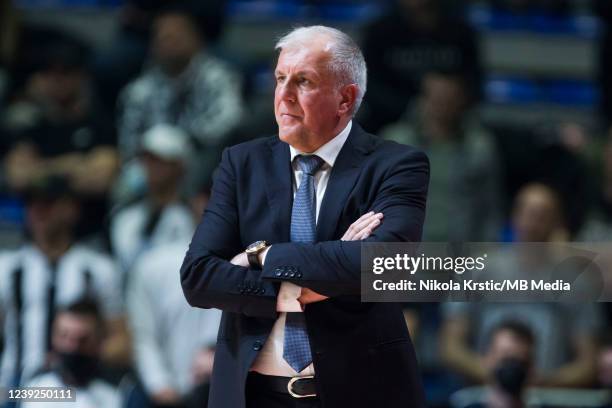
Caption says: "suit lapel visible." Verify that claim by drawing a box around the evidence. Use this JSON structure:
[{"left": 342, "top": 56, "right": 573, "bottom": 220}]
[
  {"left": 316, "top": 124, "right": 374, "bottom": 242},
  {"left": 264, "top": 125, "right": 375, "bottom": 243},
  {"left": 265, "top": 138, "right": 293, "bottom": 242}
]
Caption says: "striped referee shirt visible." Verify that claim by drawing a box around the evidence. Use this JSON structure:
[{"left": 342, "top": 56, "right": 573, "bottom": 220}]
[{"left": 0, "top": 244, "right": 122, "bottom": 387}]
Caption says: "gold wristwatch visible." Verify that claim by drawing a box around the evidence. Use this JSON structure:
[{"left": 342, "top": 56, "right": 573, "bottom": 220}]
[{"left": 246, "top": 240, "right": 268, "bottom": 269}]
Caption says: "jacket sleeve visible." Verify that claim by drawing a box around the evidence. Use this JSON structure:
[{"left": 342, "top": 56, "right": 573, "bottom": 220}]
[
  {"left": 180, "top": 147, "right": 278, "bottom": 318},
  {"left": 260, "top": 149, "right": 429, "bottom": 297}
]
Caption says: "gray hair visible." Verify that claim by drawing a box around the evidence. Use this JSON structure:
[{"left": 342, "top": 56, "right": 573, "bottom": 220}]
[{"left": 275, "top": 25, "right": 367, "bottom": 116}]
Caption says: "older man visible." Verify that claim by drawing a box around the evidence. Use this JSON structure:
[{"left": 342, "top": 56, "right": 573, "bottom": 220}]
[{"left": 181, "top": 26, "right": 429, "bottom": 408}]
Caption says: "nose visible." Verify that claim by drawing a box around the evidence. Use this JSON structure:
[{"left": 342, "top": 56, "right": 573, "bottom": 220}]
[{"left": 276, "top": 80, "right": 296, "bottom": 104}]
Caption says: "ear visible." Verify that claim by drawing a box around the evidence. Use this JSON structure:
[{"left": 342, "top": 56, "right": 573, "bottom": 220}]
[{"left": 337, "top": 83, "right": 358, "bottom": 116}]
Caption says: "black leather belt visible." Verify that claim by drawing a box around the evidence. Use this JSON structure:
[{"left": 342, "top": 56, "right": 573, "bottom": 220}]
[{"left": 248, "top": 372, "right": 317, "bottom": 398}]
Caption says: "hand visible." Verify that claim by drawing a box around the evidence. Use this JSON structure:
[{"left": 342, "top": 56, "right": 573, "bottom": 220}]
[
  {"left": 151, "top": 388, "right": 181, "bottom": 406},
  {"left": 191, "top": 347, "right": 215, "bottom": 385},
  {"left": 341, "top": 211, "right": 383, "bottom": 241},
  {"left": 295, "top": 212, "right": 383, "bottom": 307},
  {"left": 230, "top": 251, "right": 249, "bottom": 267},
  {"left": 298, "top": 287, "right": 328, "bottom": 306}
]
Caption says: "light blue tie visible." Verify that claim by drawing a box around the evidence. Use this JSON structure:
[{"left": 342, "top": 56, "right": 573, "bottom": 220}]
[{"left": 283, "top": 154, "right": 324, "bottom": 373}]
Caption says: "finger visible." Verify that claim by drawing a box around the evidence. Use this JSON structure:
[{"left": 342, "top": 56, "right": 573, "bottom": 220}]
[
  {"left": 342, "top": 212, "right": 373, "bottom": 240},
  {"left": 342, "top": 212, "right": 383, "bottom": 241},
  {"left": 357, "top": 218, "right": 382, "bottom": 240},
  {"left": 341, "top": 230, "right": 353, "bottom": 241},
  {"left": 355, "top": 227, "right": 372, "bottom": 241},
  {"left": 352, "top": 211, "right": 377, "bottom": 229},
  {"left": 350, "top": 212, "right": 381, "bottom": 235},
  {"left": 353, "top": 218, "right": 381, "bottom": 241},
  {"left": 343, "top": 216, "right": 370, "bottom": 240}
]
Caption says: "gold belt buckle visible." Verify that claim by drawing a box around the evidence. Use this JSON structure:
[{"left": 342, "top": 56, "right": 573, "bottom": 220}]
[{"left": 287, "top": 375, "right": 316, "bottom": 398}]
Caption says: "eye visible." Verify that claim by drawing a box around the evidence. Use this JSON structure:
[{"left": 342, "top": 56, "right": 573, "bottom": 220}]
[
  {"left": 276, "top": 75, "right": 286, "bottom": 84},
  {"left": 298, "top": 77, "right": 310, "bottom": 85}
]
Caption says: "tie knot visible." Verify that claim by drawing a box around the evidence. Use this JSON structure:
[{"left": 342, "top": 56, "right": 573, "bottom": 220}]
[{"left": 295, "top": 155, "right": 324, "bottom": 175}]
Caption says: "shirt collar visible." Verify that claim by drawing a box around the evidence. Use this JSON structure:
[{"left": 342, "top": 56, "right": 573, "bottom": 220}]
[{"left": 289, "top": 120, "right": 352, "bottom": 168}]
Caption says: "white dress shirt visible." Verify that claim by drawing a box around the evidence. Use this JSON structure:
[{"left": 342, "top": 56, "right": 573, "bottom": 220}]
[{"left": 251, "top": 121, "right": 352, "bottom": 377}]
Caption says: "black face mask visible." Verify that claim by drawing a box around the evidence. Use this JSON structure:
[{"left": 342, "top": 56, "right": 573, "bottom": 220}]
[
  {"left": 494, "top": 357, "right": 529, "bottom": 397},
  {"left": 57, "top": 352, "right": 99, "bottom": 386}
]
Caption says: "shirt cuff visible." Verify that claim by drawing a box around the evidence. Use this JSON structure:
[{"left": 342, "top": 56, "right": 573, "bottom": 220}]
[{"left": 276, "top": 282, "right": 303, "bottom": 312}]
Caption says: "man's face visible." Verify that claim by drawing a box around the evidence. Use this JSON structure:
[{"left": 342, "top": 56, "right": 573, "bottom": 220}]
[
  {"left": 274, "top": 42, "right": 345, "bottom": 152},
  {"left": 30, "top": 67, "right": 86, "bottom": 107},
  {"left": 421, "top": 74, "right": 468, "bottom": 129},
  {"left": 153, "top": 13, "right": 201, "bottom": 75},
  {"left": 52, "top": 312, "right": 100, "bottom": 357},
  {"left": 485, "top": 330, "right": 533, "bottom": 373},
  {"left": 26, "top": 197, "right": 78, "bottom": 240},
  {"left": 512, "top": 185, "right": 561, "bottom": 242},
  {"left": 141, "top": 153, "right": 183, "bottom": 192}
]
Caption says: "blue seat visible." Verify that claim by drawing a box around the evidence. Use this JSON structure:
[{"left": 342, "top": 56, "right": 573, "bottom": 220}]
[{"left": 486, "top": 77, "right": 541, "bottom": 104}]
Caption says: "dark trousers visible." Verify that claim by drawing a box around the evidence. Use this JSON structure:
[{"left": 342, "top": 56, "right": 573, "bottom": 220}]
[{"left": 245, "top": 373, "right": 321, "bottom": 408}]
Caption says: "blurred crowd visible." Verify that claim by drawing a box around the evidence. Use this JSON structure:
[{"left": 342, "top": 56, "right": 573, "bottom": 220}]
[{"left": 1, "top": 0, "right": 612, "bottom": 407}]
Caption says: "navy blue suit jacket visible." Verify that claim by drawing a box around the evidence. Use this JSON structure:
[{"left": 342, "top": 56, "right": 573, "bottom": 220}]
[{"left": 181, "top": 123, "right": 429, "bottom": 408}]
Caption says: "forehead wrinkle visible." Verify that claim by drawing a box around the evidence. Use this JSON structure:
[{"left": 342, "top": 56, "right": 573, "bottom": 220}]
[{"left": 278, "top": 47, "right": 333, "bottom": 80}]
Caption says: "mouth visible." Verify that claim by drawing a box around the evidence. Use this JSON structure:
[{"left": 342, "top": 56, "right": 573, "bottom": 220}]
[{"left": 279, "top": 113, "right": 302, "bottom": 125}]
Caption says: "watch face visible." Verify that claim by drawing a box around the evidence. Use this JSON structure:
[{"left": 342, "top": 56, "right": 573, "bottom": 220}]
[{"left": 247, "top": 240, "right": 267, "bottom": 253}]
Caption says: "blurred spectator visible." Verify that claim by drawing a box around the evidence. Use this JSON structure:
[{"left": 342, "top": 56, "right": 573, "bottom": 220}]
[
  {"left": 93, "top": 0, "right": 227, "bottom": 109},
  {"left": 451, "top": 322, "right": 612, "bottom": 408},
  {"left": 21, "top": 299, "right": 121, "bottom": 408},
  {"left": 381, "top": 71, "right": 502, "bottom": 241},
  {"left": 2, "top": 34, "right": 118, "bottom": 239},
  {"left": 440, "top": 184, "right": 602, "bottom": 387},
  {"left": 450, "top": 321, "right": 535, "bottom": 408},
  {"left": 578, "top": 136, "right": 612, "bottom": 241},
  {"left": 127, "top": 186, "right": 220, "bottom": 408},
  {"left": 110, "top": 125, "right": 194, "bottom": 273},
  {"left": 0, "top": 175, "right": 127, "bottom": 388},
  {"left": 492, "top": 123, "right": 590, "bottom": 237},
  {"left": 442, "top": 296, "right": 600, "bottom": 388},
  {"left": 597, "top": 333, "right": 612, "bottom": 390},
  {"left": 360, "top": 0, "right": 481, "bottom": 132},
  {"left": 117, "top": 3, "right": 244, "bottom": 198},
  {"left": 440, "top": 183, "right": 601, "bottom": 387},
  {"left": 512, "top": 183, "right": 569, "bottom": 242}
]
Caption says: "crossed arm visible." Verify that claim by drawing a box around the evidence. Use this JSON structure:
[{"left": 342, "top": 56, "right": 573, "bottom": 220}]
[
  {"left": 229, "top": 211, "right": 384, "bottom": 307},
  {"left": 180, "top": 147, "right": 428, "bottom": 318}
]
